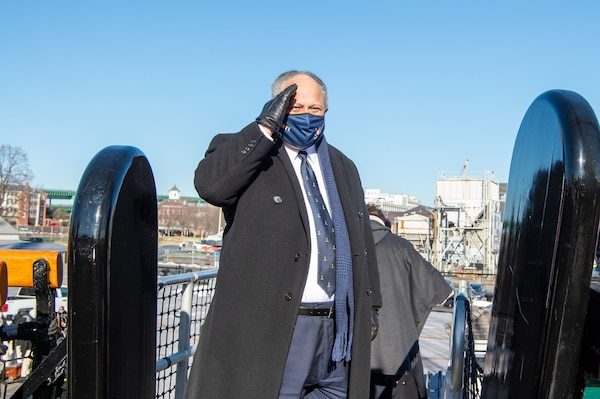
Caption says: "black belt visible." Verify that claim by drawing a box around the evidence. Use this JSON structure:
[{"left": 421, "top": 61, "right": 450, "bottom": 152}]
[{"left": 298, "top": 306, "right": 335, "bottom": 318}]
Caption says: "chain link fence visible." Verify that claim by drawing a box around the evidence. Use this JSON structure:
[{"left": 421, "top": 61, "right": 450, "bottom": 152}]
[{"left": 155, "top": 269, "right": 217, "bottom": 399}]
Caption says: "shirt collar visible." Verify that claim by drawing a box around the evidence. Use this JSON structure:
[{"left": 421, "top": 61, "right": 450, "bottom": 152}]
[{"left": 284, "top": 144, "right": 317, "bottom": 160}]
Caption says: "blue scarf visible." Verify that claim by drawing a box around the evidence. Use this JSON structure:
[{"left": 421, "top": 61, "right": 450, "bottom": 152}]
[{"left": 316, "top": 138, "right": 355, "bottom": 362}]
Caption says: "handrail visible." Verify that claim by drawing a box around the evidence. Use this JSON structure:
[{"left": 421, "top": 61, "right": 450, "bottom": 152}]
[
  {"left": 449, "top": 283, "right": 470, "bottom": 398},
  {"left": 155, "top": 268, "right": 218, "bottom": 399},
  {"left": 157, "top": 269, "right": 218, "bottom": 289},
  {"left": 155, "top": 269, "right": 218, "bottom": 373},
  {"left": 156, "top": 344, "right": 197, "bottom": 372}
]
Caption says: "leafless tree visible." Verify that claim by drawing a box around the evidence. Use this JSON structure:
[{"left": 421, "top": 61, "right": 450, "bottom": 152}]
[
  {"left": 198, "top": 205, "right": 221, "bottom": 236},
  {"left": 157, "top": 200, "right": 222, "bottom": 237},
  {"left": 0, "top": 145, "right": 33, "bottom": 218},
  {"left": 176, "top": 204, "right": 221, "bottom": 237},
  {"left": 159, "top": 205, "right": 183, "bottom": 235}
]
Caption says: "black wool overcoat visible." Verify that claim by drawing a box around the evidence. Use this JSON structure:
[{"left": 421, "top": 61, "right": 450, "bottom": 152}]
[
  {"left": 369, "top": 219, "right": 452, "bottom": 398},
  {"left": 183, "top": 123, "right": 381, "bottom": 399}
]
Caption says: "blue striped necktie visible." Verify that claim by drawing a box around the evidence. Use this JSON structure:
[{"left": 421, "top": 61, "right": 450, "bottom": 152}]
[{"left": 298, "top": 151, "right": 336, "bottom": 297}]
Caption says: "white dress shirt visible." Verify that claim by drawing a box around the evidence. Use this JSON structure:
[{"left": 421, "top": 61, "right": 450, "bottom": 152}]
[{"left": 284, "top": 145, "right": 334, "bottom": 303}]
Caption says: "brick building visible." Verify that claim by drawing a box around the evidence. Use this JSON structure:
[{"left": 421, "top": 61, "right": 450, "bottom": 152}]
[
  {"left": 157, "top": 186, "right": 218, "bottom": 237},
  {"left": 0, "top": 183, "right": 47, "bottom": 228}
]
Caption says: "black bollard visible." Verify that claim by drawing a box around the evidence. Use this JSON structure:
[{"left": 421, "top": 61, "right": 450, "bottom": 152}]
[
  {"left": 68, "top": 146, "right": 158, "bottom": 398},
  {"left": 482, "top": 90, "right": 600, "bottom": 398}
]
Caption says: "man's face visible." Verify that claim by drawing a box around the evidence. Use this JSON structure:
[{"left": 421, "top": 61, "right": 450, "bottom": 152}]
[{"left": 282, "top": 74, "right": 327, "bottom": 117}]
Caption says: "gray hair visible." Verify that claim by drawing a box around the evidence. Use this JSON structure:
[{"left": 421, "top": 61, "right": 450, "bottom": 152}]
[{"left": 271, "top": 70, "right": 328, "bottom": 108}]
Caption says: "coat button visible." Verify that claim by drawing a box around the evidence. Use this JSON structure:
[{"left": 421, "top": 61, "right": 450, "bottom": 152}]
[
  {"left": 294, "top": 253, "right": 300, "bottom": 262},
  {"left": 273, "top": 196, "right": 283, "bottom": 204},
  {"left": 241, "top": 150, "right": 247, "bottom": 154},
  {"left": 285, "top": 293, "right": 293, "bottom": 301},
  {"left": 366, "top": 287, "right": 373, "bottom": 296},
  {"left": 358, "top": 210, "right": 364, "bottom": 218}
]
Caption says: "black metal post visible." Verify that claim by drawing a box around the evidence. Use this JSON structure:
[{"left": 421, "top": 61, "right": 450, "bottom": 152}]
[
  {"left": 482, "top": 90, "right": 600, "bottom": 398},
  {"left": 68, "top": 146, "right": 158, "bottom": 398}
]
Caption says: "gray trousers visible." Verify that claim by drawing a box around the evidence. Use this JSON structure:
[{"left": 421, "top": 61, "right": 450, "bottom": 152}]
[{"left": 279, "top": 313, "right": 348, "bottom": 398}]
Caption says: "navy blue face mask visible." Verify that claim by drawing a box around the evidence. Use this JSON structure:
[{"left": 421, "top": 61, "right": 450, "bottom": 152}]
[{"left": 279, "top": 113, "right": 325, "bottom": 149}]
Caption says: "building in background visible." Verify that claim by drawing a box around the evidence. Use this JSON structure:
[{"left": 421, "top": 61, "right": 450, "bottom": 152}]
[
  {"left": 365, "top": 190, "right": 435, "bottom": 256},
  {"left": 392, "top": 205, "right": 435, "bottom": 255},
  {"left": 158, "top": 185, "right": 200, "bottom": 236},
  {"left": 157, "top": 185, "right": 220, "bottom": 237},
  {"left": 41, "top": 185, "right": 219, "bottom": 239},
  {"left": 365, "top": 161, "right": 507, "bottom": 276},
  {"left": 0, "top": 183, "right": 47, "bottom": 228},
  {"left": 364, "top": 188, "right": 421, "bottom": 212},
  {"left": 433, "top": 163, "right": 503, "bottom": 275}
]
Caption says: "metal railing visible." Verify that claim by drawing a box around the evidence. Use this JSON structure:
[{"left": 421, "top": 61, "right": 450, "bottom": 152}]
[
  {"left": 153, "top": 272, "right": 487, "bottom": 399},
  {"left": 155, "top": 269, "right": 218, "bottom": 399},
  {"left": 450, "top": 290, "right": 468, "bottom": 398},
  {"left": 1, "top": 267, "right": 485, "bottom": 398},
  {"left": 447, "top": 281, "right": 484, "bottom": 399}
]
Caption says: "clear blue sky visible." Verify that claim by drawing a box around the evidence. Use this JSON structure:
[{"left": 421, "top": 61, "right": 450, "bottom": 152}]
[{"left": 2, "top": 1, "right": 599, "bottom": 207}]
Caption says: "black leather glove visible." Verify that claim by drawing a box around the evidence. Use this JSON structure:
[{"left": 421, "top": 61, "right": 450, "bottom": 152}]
[
  {"left": 255, "top": 84, "right": 297, "bottom": 133},
  {"left": 371, "top": 307, "right": 380, "bottom": 341}
]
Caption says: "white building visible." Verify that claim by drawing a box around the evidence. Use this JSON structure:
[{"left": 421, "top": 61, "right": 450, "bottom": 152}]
[
  {"left": 364, "top": 188, "right": 421, "bottom": 212},
  {"left": 395, "top": 212, "right": 432, "bottom": 252},
  {"left": 1, "top": 183, "right": 47, "bottom": 228},
  {"left": 168, "top": 185, "right": 181, "bottom": 200},
  {"left": 433, "top": 169, "right": 501, "bottom": 274}
]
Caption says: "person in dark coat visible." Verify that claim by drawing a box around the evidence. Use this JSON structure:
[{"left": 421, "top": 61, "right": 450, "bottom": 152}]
[
  {"left": 367, "top": 204, "right": 452, "bottom": 399},
  {"left": 184, "top": 71, "right": 382, "bottom": 399}
]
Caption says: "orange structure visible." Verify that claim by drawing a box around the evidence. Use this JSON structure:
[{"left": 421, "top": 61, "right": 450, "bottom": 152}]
[{"left": 0, "top": 250, "right": 63, "bottom": 288}]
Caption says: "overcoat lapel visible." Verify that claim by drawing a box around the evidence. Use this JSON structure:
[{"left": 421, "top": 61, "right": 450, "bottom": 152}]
[{"left": 275, "top": 147, "right": 311, "bottom": 238}]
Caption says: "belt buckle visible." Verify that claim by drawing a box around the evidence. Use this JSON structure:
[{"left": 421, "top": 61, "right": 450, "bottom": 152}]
[{"left": 328, "top": 306, "right": 334, "bottom": 318}]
